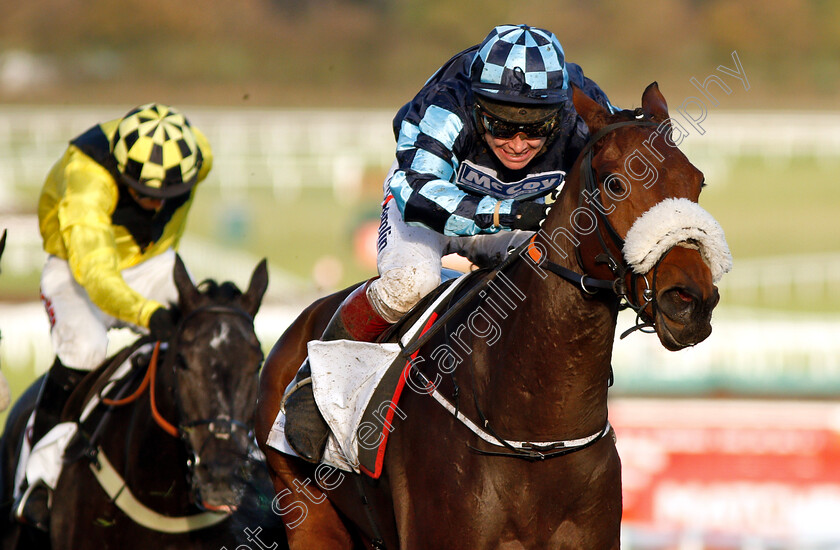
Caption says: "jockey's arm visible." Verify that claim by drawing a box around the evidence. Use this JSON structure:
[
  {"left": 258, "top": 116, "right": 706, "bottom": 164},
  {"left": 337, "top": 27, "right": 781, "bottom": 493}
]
[
  {"left": 389, "top": 106, "right": 520, "bottom": 237},
  {"left": 58, "top": 160, "right": 162, "bottom": 329}
]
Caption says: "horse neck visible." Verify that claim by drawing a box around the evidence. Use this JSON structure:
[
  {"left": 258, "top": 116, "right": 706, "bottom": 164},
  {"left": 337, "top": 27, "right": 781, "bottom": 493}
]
[
  {"left": 114, "top": 350, "right": 193, "bottom": 510},
  {"left": 470, "top": 179, "right": 618, "bottom": 440}
]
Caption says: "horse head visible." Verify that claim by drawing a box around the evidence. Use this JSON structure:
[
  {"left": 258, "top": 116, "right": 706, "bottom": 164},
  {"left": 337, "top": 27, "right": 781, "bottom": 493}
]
[
  {"left": 166, "top": 255, "right": 268, "bottom": 512},
  {"left": 542, "top": 83, "right": 731, "bottom": 350}
]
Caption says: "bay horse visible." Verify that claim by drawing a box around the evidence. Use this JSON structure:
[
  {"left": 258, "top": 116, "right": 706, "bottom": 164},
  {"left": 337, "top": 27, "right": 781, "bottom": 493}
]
[
  {"left": 255, "top": 83, "right": 730, "bottom": 549},
  {"left": 0, "top": 256, "right": 278, "bottom": 549}
]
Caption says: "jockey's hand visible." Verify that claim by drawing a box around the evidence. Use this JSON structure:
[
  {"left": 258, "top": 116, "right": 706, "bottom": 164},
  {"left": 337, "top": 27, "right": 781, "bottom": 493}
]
[
  {"left": 149, "top": 307, "right": 177, "bottom": 342},
  {"left": 511, "top": 201, "right": 549, "bottom": 231}
]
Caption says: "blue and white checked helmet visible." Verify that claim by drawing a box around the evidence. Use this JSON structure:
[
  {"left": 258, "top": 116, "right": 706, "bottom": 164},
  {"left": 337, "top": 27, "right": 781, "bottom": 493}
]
[{"left": 470, "top": 24, "right": 569, "bottom": 105}]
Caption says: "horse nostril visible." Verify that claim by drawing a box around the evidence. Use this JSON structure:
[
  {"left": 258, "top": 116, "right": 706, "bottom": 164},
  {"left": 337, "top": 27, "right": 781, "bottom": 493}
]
[
  {"left": 675, "top": 289, "right": 695, "bottom": 303},
  {"left": 659, "top": 287, "right": 699, "bottom": 322}
]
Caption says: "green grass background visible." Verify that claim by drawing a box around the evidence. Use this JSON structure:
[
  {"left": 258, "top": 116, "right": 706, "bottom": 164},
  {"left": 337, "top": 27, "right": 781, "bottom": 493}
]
[{"left": 3, "top": 153, "right": 840, "bottom": 431}]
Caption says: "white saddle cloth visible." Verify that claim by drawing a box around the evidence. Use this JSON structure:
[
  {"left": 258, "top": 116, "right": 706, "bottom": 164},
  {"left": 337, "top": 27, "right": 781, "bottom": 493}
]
[
  {"left": 267, "top": 341, "right": 402, "bottom": 473},
  {"left": 266, "top": 271, "right": 471, "bottom": 473}
]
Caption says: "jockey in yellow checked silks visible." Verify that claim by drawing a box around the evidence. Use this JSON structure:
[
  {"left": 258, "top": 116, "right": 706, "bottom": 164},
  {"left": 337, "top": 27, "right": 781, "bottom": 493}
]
[
  {"left": 281, "top": 24, "right": 620, "bottom": 464},
  {"left": 13, "top": 103, "right": 212, "bottom": 531}
]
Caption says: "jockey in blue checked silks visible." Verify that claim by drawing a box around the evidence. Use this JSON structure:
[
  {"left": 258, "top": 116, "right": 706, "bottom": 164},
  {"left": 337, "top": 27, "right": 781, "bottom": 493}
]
[
  {"left": 283, "top": 24, "right": 619, "bottom": 463},
  {"left": 13, "top": 103, "right": 212, "bottom": 530}
]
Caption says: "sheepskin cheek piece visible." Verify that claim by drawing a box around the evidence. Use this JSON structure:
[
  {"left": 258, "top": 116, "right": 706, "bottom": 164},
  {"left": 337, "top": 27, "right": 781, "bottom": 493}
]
[{"left": 622, "top": 198, "right": 733, "bottom": 283}]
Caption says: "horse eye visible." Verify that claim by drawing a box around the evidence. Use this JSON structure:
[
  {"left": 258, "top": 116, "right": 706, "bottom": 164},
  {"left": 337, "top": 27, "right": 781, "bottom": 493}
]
[{"left": 603, "top": 174, "right": 624, "bottom": 195}]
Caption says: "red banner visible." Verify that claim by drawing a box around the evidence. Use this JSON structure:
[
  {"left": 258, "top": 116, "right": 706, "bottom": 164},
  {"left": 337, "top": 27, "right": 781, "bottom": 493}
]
[{"left": 611, "top": 399, "right": 840, "bottom": 541}]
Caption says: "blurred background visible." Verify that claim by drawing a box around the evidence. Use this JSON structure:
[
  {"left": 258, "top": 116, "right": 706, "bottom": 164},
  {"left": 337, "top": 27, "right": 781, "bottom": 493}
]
[{"left": 1, "top": 1, "right": 839, "bottom": 548}]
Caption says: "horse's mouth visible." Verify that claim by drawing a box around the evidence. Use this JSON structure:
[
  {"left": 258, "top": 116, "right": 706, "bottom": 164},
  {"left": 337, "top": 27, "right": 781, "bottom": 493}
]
[
  {"left": 199, "top": 501, "right": 237, "bottom": 514},
  {"left": 654, "top": 285, "right": 718, "bottom": 351},
  {"left": 190, "top": 457, "right": 253, "bottom": 512},
  {"left": 655, "top": 314, "right": 698, "bottom": 351},
  {"left": 193, "top": 483, "right": 245, "bottom": 513}
]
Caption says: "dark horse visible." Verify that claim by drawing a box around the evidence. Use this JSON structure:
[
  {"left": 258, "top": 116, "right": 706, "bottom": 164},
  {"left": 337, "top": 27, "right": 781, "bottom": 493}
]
[
  {"left": 255, "top": 83, "right": 730, "bottom": 549},
  {"left": 0, "top": 256, "right": 275, "bottom": 549},
  {"left": 1, "top": 229, "right": 8, "bottom": 413}
]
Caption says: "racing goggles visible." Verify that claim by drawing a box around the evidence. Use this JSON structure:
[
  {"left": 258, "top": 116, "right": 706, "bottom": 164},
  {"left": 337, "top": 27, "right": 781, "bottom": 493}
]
[{"left": 477, "top": 108, "right": 558, "bottom": 139}]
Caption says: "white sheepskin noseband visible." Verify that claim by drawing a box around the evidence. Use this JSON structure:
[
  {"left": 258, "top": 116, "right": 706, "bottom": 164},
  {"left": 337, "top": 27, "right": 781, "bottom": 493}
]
[{"left": 622, "top": 198, "right": 732, "bottom": 283}]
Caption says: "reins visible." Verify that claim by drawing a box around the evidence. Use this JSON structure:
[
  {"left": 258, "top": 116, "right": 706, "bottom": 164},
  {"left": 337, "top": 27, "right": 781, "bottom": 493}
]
[
  {"left": 534, "top": 114, "right": 662, "bottom": 335},
  {"left": 101, "top": 341, "right": 180, "bottom": 437},
  {"left": 72, "top": 301, "right": 261, "bottom": 532},
  {"left": 101, "top": 345, "right": 154, "bottom": 407},
  {"left": 397, "top": 115, "right": 667, "bottom": 461},
  {"left": 398, "top": 113, "right": 659, "bottom": 358},
  {"left": 100, "top": 304, "right": 255, "bottom": 439}
]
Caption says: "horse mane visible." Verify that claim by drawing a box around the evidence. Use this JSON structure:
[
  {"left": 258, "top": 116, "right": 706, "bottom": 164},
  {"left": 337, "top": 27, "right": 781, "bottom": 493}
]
[
  {"left": 615, "top": 107, "right": 646, "bottom": 121},
  {"left": 196, "top": 279, "right": 243, "bottom": 301}
]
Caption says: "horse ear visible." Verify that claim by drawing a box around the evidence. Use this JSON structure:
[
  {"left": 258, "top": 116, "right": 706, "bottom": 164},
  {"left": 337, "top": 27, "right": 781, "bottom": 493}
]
[
  {"left": 0, "top": 229, "right": 6, "bottom": 266},
  {"left": 173, "top": 254, "right": 201, "bottom": 310},
  {"left": 572, "top": 84, "right": 610, "bottom": 135},
  {"left": 642, "top": 81, "right": 669, "bottom": 122},
  {"left": 241, "top": 259, "right": 269, "bottom": 317}
]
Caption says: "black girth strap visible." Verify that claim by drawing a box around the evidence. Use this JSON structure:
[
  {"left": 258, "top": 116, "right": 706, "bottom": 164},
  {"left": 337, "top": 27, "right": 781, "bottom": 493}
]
[{"left": 352, "top": 475, "right": 387, "bottom": 549}]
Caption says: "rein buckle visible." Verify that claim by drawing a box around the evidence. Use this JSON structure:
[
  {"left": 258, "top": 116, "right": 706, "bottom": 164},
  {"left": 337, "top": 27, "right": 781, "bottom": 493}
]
[{"left": 521, "top": 441, "right": 564, "bottom": 452}]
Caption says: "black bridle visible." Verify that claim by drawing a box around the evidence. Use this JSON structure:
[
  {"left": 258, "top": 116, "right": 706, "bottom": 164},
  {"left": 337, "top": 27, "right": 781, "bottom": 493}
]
[
  {"left": 78, "top": 302, "right": 260, "bottom": 509},
  {"left": 536, "top": 114, "right": 663, "bottom": 337},
  {"left": 167, "top": 303, "right": 258, "bottom": 442},
  {"left": 159, "top": 303, "right": 261, "bottom": 506},
  {"left": 399, "top": 115, "right": 679, "bottom": 462}
]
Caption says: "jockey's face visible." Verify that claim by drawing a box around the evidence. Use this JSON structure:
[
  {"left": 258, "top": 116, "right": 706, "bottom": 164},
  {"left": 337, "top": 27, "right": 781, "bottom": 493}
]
[
  {"left": 483, "top": 133, "right": 547, "bottom": 171},
  {"left": 127, "top": 187, "right": 165, "bottom": 211}
]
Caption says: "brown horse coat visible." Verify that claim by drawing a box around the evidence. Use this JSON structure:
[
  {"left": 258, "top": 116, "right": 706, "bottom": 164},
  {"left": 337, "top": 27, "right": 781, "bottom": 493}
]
[{"left": 257, "top": 83, "right": 726, "bottom": 550}]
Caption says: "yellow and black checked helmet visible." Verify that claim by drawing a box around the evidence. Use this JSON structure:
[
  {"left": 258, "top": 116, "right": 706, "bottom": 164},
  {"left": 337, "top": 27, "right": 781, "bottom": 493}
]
[{"left": 110, "top": 103, "right": 203, "bottom": 199}]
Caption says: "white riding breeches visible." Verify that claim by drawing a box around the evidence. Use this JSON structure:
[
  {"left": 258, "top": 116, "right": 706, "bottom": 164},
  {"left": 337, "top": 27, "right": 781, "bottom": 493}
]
[
  {"left": 367, "top": 161, "right": 532, "bottom": 323},
  {"left": 39, "top": 249, "right": 179, "bottom": 371}
]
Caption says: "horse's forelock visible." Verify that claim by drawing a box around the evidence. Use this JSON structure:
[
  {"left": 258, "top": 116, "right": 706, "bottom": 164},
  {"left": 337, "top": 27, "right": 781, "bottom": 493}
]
[{"left": 196, "top": 279, "right": 243, "bottom": 301}]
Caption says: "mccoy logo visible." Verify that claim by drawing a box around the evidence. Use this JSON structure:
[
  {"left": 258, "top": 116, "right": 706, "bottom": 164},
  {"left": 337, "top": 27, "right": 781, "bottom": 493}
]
[{"left": 456, "top": 161, "right": 565, "bottom": 200}]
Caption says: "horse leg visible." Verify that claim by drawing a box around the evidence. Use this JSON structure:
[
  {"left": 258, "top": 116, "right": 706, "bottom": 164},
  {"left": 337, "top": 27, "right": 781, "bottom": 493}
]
[
  {"left": 259, "top": 377, "right": 356, "bottom": 549},
  {"left": 262, "top": 448, "right": 356, "bottom": 549},
  {"left": 0, "top": 382, "right": 51, "bottom": 550},
  {"left": 256, "top": 290, "right": 358, "bottom": 550}
]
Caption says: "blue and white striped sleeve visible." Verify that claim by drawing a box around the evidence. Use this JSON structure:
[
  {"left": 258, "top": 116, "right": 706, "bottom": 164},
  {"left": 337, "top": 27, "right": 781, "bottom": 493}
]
[{"left": 389, "top": 104, "right": 514, "bottom": 236}]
